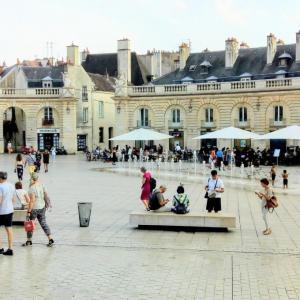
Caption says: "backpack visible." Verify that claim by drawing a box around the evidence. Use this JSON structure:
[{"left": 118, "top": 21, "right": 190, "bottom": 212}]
[
  {"left": 173, "top": 194, "right": 188, "bottom": 214},
  {"left": 150, "top": 177, "right": 156, "bottom": 192}
]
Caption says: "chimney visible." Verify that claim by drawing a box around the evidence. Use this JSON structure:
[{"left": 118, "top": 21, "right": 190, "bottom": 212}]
[
  {"left": 67, "top": 43, "right": 80, "bottom": 66},
  {"left": 179, "top": 42, "right": 190, "bottom": 70},
  {"left": 277, "top": 39, "right": 285, "bottom": 46},
  {"left": 267, "top": 33, "right": 277, "bottom": 65},
  {"left": 117, "top": 38, "right": 131, "bottom": 83},
  {"left": 240, "top": 42, "right": 250, "bottom": 49},
  {"left": 296, "top": 31, "right": 300, "bottom": 62},
  {"left": 225, "top": 38, "right": 239, "bottom": 68},
  {"left": 81, "top": 48, "right": 89, "bottom": 62}
]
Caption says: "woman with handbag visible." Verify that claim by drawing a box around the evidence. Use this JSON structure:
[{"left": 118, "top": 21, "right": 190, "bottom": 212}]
[
  {"left": 255, "top": 178, "right": 274, "bottom": 235},
  {"left": 22, "top": 173, "right": 54, "bottom": 247}
]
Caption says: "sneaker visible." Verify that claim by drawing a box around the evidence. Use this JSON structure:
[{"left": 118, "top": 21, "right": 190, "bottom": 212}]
[
  {"left": 3, "top": 249, "right": 13, "bottom": 256},
  {"left": 22, "top": 241, "right": 32, "bottom": 247},
  {"left": 47, "top": 239, "right": 54, "bottom": 247},
  {"left": 0, "top": 248, "right": 4, "bottom": 254}
]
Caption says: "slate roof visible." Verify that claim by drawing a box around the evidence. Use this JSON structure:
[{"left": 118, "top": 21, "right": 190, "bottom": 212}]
[
  {"left": 22, "top": 66, "right": 64, "bottom": 82},
  {"left": 87, "top": 73, "right": 116, "bottom": 92},
  {"left": 153, "top": 44, "right": 300, "bottom": 85},
  {"left": 82, "top": 52, "right": 146, "bottom": 85}
]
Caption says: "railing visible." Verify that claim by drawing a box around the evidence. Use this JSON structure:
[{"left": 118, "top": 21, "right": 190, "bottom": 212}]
[
  {"left": 269, "top": 118, "right": 286, "bottom": 128},
  {"left": 0, "top": 88, "right": 74, "bottom": 98},
  {"left": 234, "top": 119, "right": 250, "bottom": 128},
  {"left": 168, "top": 120, "right": 184, "bottom": 128},
  {"left": 42, "top": 118, "right": 54, "bottom": 126},
  {"left": 126, "top": 77, "right": 300, "bottom": 97},
  {"left": 201, "top": 120, "right": 216, "bottom": 128},
  {"left": 137, "top": 120, "right": 151, "bottom": 128}
]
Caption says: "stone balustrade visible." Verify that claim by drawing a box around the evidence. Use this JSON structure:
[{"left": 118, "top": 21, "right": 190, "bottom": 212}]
[
  {"left": 126, "top": 77, "right": 300, "bottom": 97},
  {"left": 0, "top": 88, "right": 75, "bottom": 98}
]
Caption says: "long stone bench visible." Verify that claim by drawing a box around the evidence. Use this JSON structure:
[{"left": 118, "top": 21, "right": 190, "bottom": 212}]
[
  {"left": 129, "top": 211, "right": 236, "bottom": 229},
  {"left": 13, "top": 210, "right": 27, "bottom": 224}
]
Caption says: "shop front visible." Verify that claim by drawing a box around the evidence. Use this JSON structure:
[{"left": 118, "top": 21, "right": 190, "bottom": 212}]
[
  {"left": 37, "top": 128, "right": 60, "bottom": 151},
  {"left": 77, "top": 134, "right": 87, "bottom": 151}
]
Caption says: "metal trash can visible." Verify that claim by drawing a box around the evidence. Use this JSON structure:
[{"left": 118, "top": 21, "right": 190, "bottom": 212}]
[{"left": 78, "top": 202, "right": 92, "bottom": 227}]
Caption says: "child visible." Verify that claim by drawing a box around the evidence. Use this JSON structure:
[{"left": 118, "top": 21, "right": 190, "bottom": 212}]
[
  {"left": 282, "top": 170, "right": 288, "bottom": 189},
  {"left": 171, "top": 185, "right": 190, "bottom": 214},
  {"left": 270, "top": 164, "right": 276, "bottom": 187}
]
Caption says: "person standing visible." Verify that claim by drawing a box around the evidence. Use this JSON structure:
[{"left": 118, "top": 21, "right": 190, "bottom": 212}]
[
  {"left": 22, "top": 173, "right": 54, "bottom": 247},
  {"left": 205, "top": 170, "right": 224, "bottom": 213},
  {"left": 282, "top": 170, "right": 288, "bottom": 189},
  {"left": 0, "top": 172, "right": 16, "bottom": 256},
  {"left": 25, "top": 148, "right": 36, "bottom": 175},
  {"left": 140, "top": 167, "right": 151, "bottom": 211},
  {"left": 15, "top": 153, "right": 25, "bottom": 181},
  {"left": 270, "top": 164, "right": 276, "bottom": 187},
  {"left": 35, "top": 151, "right": 42, "bottom": 172},
  {"left": 255, "top": 178, "right": 274, "bottom": 235},
  {"left": 7, "top": 141, "right": 13, "bottom": 154},
  {"left": 51, "top": 147, "right": 56, "bottom": 162},
  {"left": 43, "top": 150, "right": 50, "bottom": 173},
  {"left": 112, "top": 147, "right": 117, "bottom": 165},
  {"left": 216, "top": 148, "right": 224, "bottom": 170}
]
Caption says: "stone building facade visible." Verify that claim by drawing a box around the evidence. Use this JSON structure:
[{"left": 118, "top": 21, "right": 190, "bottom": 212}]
[{"left": 114, "top": 32, "right": 300, "bottom": 151}]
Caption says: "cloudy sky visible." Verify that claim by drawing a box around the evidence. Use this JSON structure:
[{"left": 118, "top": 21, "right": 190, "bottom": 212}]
[{"left": 1, "top": 0, "right": 300, "bottom": 65}]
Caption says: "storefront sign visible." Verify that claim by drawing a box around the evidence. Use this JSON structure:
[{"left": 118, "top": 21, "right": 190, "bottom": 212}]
[{"left": 37, "top": 128, "right": 60, "bottom": 134}]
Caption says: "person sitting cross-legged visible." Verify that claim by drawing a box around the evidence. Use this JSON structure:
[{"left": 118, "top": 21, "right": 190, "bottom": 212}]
[{"left": 171, "top": 185, "right": 190, "bottom": 214}]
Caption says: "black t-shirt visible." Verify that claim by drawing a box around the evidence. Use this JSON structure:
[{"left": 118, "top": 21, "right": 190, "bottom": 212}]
[{"left": 149, "top": 190, "right": 164, "bottom": 210}]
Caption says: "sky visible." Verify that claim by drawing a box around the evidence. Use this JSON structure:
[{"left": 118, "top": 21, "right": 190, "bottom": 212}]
[{"left": 1, "top": 0, "right": 300, "bottom": 65}]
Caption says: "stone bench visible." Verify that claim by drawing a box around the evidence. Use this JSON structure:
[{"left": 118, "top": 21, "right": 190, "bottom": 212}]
[
  {"left": 129, "top": 211, "right": 236, "bottom": 230},
  {"left": 13, "top": 209, "right": 27, "bottom": 224}
]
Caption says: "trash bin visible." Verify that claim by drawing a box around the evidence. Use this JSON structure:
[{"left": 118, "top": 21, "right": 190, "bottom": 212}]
[{"left": 78, "top": 202, "right": 92, "bottom": 227}]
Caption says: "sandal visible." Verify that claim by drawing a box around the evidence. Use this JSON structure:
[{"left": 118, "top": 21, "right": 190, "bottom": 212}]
[
  {"left": 22, "top": 241, "right": 32, "bottom": 247},
  {"left": 263, "top": 229, "right": 272, "bottom": 235}
]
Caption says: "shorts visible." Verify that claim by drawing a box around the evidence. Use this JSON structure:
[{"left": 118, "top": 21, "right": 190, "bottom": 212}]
[
  {"left": 28, "top": 166, "right": 36, "bottom": 174},
  {"left": 206, "top": 197, "right": 221, "bottom": 212},
  {"left": 271, "top": 174, "right": 276, "bottom": 181},
  {"left": 283, "top": 179, "right": 288, "bottom": 186},
  {"left": 0, "top": 213, "right": 13, "bottom": 227}
]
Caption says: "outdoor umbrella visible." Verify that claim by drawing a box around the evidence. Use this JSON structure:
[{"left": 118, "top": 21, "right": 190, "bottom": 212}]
[
  {"left": 255, "top": 125, "right": 300, "bottom": 140},
  {"left": 109, "top": 128, "right": 173, "bottom": 141},
  {"left": 192, "top": 126, "right": 260, "bottom": 140}
]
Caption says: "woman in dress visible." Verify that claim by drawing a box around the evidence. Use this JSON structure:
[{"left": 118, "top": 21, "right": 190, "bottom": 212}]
[
  {"left": 15, "top": 153, "right": 25, "bottom": 181},
  {"left": 140, "top": 167, "right": 151, "bottom": 211},
  {"left": 43, "top": 150, "right": 50, "bottom": 173}
]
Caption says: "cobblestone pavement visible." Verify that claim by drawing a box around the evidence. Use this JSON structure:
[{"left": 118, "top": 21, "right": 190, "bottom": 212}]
[{"left": 0, "top": 155, "right": 300, "bottom": 300}]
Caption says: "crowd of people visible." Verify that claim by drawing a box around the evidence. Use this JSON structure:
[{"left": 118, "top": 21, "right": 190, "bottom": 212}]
[{"left": 0, "top": 147, "right": 55, "bottom": 256}]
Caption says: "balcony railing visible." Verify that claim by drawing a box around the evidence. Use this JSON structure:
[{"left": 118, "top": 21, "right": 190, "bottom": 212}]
[
  {"left": 0, "top": 88, "right": 74, "bottom": 98},
  {"left": 234, "top": 119, "right": 250, "bottom": 128},
  {"left": 137, "top": 120, "right": 151, "bottom": 128},
  {"left": 126, "top": 77, "right": 300, "bottom": 97},
  {"left": 201, "top": 120, "right": 216, "bottom": 128},
  {"left": 42, "top": 118, "right": 54, "bottom": 126},
  {"left": 168, "top": 120, "right": 184, "bottom": 128},
  {"left": 269, "top": 118, "right": 286, "bottom": 128}
]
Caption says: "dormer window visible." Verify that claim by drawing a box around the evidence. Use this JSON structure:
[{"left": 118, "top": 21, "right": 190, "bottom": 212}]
[
  {"left": 278, "top": 52, "right": 292, "bottom": 67},
  {"left": 275, "top": 70, "right": 287, "bottom": 79},
  {"left": 206, "top": 76, "right": 218, "bottom": 83},
  {"left": 189, "top": 65, "right": 197, "bottom": 71},
  {"left": 181, "top": 76, "right": 193, "bottom": 84},
  {"left": 42, "top": 76, "right": 53, "bottom": 88},
  {"left": 200, "top": 60, "right": 212, "bottom": 74},
  {"left": 240, "top": 72, "right": 252, "bottom": 81}
]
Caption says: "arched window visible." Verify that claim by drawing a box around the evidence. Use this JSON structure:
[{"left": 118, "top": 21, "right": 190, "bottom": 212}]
[
  {"left": 140, "top": 108, "right": 149, "bottom": 127},
  {"left": 172, "top": 109, "right": 181, "bottom": 123},
  {"left": 274, "top": 105, "right": 283, "bottom": 122},
  {"left": 239, "top": 107, "right": 247, "bottom": 122},
  {"left": 205, "top": 108, "right": 213, "bottom": 123}
]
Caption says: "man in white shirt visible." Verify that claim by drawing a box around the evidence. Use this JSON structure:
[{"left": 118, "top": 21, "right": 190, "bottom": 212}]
[
  {"left": 205, "top": 170, "right": 224, "bottom": 213},
  {"left": 0, "top": 172, "right": 16, "bottom": 255}
]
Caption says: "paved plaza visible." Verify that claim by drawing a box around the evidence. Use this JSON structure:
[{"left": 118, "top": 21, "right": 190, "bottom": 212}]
[{"left": 0, "top": 155, "right": 300, "bottom": 300}]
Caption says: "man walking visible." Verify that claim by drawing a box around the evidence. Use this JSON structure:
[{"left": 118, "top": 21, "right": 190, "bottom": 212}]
[
  {"left": 0, "top": 172, "right": 16, "bottom": 256},
  {"left": 205, "top": 170, "right": 224, "bottom": 213},
  {"left": 25, "top": 147, "right": 36, "bottom": 175}
]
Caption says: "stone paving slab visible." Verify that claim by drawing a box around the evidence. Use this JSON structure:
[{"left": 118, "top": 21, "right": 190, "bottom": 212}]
[{"left": 0, "top": 155, "right": 299, "bottom": 299}]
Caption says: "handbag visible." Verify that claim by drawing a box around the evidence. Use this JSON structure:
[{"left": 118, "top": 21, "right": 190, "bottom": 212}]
[
  {"left": 204, "top": 179, "right": 218, "bottom": 199},
  {"left": 24, "top": 220, "right": 36, "bottom": 232}
]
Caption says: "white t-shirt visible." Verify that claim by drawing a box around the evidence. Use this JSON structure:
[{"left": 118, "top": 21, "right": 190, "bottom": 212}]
[
  {"left": 15, "top": 189, "right": 28, "bottom": 208},
  {"left": 207, "top": 177, "right": 224, "bottom": 198},
  {"left": 0, "top": 182, "right": 15, "bottom": 215}
]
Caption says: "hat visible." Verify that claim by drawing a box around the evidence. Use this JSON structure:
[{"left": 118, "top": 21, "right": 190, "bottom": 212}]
[{"left": 31, "top": 173, "right": 39, "bottom": 181}]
